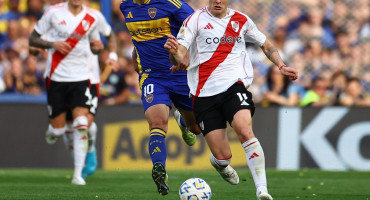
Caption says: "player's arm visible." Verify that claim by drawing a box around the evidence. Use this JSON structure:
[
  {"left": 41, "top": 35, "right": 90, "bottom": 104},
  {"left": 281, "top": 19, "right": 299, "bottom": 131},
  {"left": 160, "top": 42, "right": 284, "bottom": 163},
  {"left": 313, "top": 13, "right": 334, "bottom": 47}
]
[
  {"left": 29, "top": 30, "right": 71, "bottom": 54},
  {"left": 164, "top": 35, "right": 188, "bottom": 73},
  {"left": 260, "top": 39, "right": 298, "bottom": 80}
]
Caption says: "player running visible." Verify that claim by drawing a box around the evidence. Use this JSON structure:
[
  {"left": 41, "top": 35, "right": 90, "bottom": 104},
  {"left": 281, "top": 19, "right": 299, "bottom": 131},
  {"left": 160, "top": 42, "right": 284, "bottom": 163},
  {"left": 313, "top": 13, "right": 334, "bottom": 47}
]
[
  {"left": 29, "top": 0, "right": 103, "bottom": 185},
  {"left": 120, "top": 0, "right": 201, "bottom": 195},
  {"left": 164, "top": 0, "right": 298, "bottom": 199}
]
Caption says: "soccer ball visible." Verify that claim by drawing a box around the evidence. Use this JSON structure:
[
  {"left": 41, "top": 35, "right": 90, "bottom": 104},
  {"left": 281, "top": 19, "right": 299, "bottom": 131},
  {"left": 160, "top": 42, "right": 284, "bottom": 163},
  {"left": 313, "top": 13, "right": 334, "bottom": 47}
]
[{"left": 179, "top": 177, "right": 212, "bottom": 200}]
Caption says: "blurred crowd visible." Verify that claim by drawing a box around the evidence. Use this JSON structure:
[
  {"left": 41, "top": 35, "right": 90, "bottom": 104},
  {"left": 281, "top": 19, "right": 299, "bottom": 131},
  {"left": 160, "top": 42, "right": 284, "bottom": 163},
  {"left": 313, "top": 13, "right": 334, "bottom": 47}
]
[{"left": 0, "top": 0, "right": 369, "bottom": 106}]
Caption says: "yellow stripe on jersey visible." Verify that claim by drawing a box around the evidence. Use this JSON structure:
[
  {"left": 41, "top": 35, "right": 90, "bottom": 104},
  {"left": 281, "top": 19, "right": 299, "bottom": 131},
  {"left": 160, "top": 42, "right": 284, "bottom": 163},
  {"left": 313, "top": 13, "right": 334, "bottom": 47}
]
[
  {"left": 144, "top": 0, "right": 151, "bottom": 4},
  {"left": 150, "top": 128, "right": 167, "bottom": 136},
  {"left": 126, "top": 18, "right": 171, "bottom": 42},
  {"left": 168, "top": 0, "right": 182, "bottom": 8},
  {"left": 134, "top": 47, "right": 143, "bottom": 74},
  {"left": 139, "top": 73, "right": 149, "bottom": 90}
]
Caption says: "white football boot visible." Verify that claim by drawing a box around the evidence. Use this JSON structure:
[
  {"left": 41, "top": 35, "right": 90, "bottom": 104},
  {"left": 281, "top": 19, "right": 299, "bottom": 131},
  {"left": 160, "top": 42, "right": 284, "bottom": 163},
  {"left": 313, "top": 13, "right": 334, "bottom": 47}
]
[
  {"left": 257, "top": 190, "right": 273, "bottom": 200},
  {"left": 71, "top": 176, "right": 86, "bottom": 185},
  {"left": 45, "top": 129, "right": 59, "bottom": 145},
  {"left": 214, "top": 165, "right": 239, "bottom": 185}
]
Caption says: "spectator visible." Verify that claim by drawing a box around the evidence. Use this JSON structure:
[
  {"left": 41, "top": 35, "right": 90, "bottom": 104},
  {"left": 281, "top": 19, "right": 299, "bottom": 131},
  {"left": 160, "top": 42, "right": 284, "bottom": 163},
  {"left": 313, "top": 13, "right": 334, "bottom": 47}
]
[
  {"left": 260, "top": 66, "right": 300, "bottom": 107},
  {"left": 339, "top": 77, "right": 370, "bottom": 106},
  {"left": 6, "top": 0, "right": 24, "bottom": 20},
  {"left": 300, "top": 77, "right": 330, "bottom": 106},
  {"left": 328, "top": 70, "right": 348, "bottom": 105},
  {"left": 22, "top": 55, "right": 43, "bottom": 95},
  {"left": 99, "top": 50, "right": 129, "bottom": 105},
  {"left": 4, "top": 56, "right": 24, "bottom": 93}
]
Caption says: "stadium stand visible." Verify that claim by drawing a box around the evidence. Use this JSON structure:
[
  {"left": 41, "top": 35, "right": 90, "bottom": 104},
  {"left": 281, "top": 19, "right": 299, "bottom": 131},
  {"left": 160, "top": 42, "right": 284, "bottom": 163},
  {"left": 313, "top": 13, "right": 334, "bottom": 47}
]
[{"left": 0, "top": 0, "right": 369, "bottom": 106}]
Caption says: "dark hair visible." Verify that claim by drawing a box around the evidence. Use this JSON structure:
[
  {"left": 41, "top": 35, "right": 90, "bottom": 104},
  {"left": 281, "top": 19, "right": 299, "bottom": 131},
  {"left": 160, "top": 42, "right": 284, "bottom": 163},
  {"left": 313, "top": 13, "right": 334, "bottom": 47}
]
[{"left": 266, "top": 66, "right": 290, "bottom": 95}]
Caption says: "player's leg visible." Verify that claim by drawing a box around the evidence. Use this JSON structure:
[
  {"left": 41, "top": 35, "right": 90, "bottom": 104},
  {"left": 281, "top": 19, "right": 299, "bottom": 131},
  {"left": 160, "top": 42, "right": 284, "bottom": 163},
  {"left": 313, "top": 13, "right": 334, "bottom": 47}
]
[
  {"left": 82, "top": 113, "right": 98, "bottom": 178},
  {"left": 205, "top": 129, "right": 239, "bottom": 185},
  {"left": 47, "top": 113, "right": 67, "bottom": 144},
  {"left": 145, "top": 104, "right": 170, "bottom": 195},
  {"left": 69, "top": 80, "right": 91, "bottom": 185},
  {"left": 45, "top": 80, "right": 68, "bottom": 144},
  {"left": 170, "top": 78, "right": 201, "bottom": 146},
  {"left": 71, "top": 106, "right": 89, "bottom": 185},
  {"left": 173, "top": 108, "right": 199, "bottom": 146},
  {"left": 226, "top": 83, "right": 272, "bottom": 200},
  {"left": 62, "top": 115, "right": 74, "bottom": 159},
  {"left": 141, "top": 79, "right": 171, "bottom": 195},
  {"left": 192, "top": 94, "right": 239, "bottom": 185},
  {"left": 82, "top": 83, "right": 100, "bottom": 178}
]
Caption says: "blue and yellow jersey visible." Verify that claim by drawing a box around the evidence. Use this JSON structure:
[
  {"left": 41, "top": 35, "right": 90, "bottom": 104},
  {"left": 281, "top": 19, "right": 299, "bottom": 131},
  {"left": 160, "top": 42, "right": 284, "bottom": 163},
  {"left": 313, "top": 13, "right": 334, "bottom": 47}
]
[{"left": 120, "top": 0, "right": 194, "bottom": 77}]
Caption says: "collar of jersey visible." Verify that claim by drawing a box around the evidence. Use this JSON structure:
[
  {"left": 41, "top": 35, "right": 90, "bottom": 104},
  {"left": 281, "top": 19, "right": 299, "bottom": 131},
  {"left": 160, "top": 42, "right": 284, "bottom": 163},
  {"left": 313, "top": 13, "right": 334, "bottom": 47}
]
[{"left": 133, "top": 0, "right": 151, "bottom": 4}]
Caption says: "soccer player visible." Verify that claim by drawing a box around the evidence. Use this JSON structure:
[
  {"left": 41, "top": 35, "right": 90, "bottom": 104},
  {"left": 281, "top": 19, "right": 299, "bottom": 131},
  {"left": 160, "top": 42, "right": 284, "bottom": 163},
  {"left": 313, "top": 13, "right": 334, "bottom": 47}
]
[
  {"left": 164, "top": 0, "right": 298, "bottom": 199},
  {"left": 63, "top": 5, "right": 119, "bottom": 179},
  {"left": 29, "top": 0, "right": 103, "bottom": 185},
  {"left": 120, "top": 0, "right": 201, "bottom": 195}
]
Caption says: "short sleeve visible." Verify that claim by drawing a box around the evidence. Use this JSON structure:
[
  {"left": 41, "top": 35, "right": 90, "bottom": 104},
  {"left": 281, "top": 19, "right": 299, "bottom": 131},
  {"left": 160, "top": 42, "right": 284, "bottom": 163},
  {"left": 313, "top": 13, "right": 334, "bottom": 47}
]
[
  {"left": 177, "top": 13, "right": 197, "bottom": 50},
  {"left": 244, "top": 16, "right": 266, "bottom": 47},
  {"left": 34, "top": 10, "right": 53, "bottom": 35},
  {"left": 171, "top": 0, "right": 194, "bottom": 25},
  {"left": 96, "top": 11, "right": 112, "bottom": 37},
  {"left": 89, "top": 27, "right": 101, "bottom": 40}
]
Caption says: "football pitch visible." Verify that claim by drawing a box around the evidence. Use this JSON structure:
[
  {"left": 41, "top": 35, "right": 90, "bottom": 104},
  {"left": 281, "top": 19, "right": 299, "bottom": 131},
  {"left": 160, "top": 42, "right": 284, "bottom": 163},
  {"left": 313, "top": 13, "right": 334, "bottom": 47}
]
[{"left": 0, "top": 169, "right": 369, "bottom": 200}]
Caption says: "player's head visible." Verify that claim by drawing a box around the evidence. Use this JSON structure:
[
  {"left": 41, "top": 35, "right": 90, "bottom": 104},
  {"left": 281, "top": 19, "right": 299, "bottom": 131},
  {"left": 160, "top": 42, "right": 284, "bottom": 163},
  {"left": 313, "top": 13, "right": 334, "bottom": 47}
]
[
  {"left": 208, "top": 0, "right": 229, "bottom": 18},
  {"left": 68, "top": 0, "right": 83, "bottom": 7}
]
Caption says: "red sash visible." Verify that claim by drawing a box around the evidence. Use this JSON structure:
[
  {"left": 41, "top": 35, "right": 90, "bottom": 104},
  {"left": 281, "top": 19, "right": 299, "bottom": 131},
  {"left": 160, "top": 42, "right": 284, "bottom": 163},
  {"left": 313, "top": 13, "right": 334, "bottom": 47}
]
[{"left": 47, "top": 13, "right": 96, "bottom": 89}]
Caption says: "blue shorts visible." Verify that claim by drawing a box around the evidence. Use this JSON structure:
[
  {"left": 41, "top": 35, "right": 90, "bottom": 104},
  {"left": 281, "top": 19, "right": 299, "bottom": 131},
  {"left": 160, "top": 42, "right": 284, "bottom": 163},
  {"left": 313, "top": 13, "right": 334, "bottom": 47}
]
[{"left": 140, "top": 75, "right": 192, "bottom": 112}]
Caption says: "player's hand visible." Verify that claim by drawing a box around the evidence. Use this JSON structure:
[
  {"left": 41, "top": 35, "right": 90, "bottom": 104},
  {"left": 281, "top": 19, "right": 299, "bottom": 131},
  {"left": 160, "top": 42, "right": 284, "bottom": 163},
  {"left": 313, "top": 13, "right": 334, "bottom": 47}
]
[
  {"left": 29, "top": 46, "right": 45, "bottom": 56},
  {"left": 169, "top": 65, "right": 180, "bottom": 73},
  {"left": 164, "top": 35, "right": 178, "bottom": 55},
  {"left": 90, "top": 38, "right": 103, "bottom": 53},
  {"left": 280, "top": 65, "right": 298, "bottom": 80},
  {"left": 53, "top": 41, "right": 72, "bottom": 55}
]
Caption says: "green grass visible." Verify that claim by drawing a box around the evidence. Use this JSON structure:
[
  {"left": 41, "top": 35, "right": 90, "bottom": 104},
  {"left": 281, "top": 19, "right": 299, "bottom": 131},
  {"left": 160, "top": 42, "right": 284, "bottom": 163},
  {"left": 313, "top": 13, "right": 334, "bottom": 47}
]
[{"left": 0, "top": 169, "right": 369, "bottom": 200}]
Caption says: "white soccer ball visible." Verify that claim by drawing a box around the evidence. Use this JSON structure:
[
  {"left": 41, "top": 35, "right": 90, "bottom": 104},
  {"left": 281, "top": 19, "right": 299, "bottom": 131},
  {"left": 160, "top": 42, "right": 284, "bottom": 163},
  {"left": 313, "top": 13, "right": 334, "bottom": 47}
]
[{"left": 179, "top": 177, "right": 212, "bottom": 200}]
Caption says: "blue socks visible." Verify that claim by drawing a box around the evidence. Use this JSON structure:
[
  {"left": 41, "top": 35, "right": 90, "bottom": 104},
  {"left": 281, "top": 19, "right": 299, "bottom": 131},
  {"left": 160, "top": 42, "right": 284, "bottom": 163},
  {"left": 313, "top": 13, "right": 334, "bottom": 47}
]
[
  {"left": 179, "top": 115, "right": 186, "bottom": 127},
  {"left": 149, "top": 128, "right": 167, "bottom": 167}
]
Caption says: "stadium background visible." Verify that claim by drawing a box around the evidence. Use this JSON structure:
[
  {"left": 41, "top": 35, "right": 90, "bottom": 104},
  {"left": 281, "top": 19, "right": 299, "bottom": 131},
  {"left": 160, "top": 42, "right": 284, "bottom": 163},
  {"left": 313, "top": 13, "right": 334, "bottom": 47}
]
[{"left": 0, "top": 0, "right": 369, "bottom": 171}]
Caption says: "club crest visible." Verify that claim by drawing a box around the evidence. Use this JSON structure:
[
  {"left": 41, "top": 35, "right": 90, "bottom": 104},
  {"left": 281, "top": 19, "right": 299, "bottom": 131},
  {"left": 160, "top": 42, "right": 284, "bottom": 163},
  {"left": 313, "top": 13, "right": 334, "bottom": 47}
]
[
  {"left": 146, "top": 94, "right": 154, "bottom": 103},
  {"left": 148, "top": 8, "right": 157, "bottom": 19},
  {"left": 231, "top": 21, "right": 239, "bottom": 32}
]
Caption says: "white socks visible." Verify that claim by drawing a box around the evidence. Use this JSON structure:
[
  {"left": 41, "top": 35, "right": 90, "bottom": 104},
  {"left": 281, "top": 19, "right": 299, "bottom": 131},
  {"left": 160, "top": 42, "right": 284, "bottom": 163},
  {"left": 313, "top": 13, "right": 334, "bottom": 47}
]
[
  {"left": 63, "top": 124, "right": 74, "bottom": 158},
  {"left": 48, "top": 124, "right": 65, "bottom": 136},
  {"left": 88, "top": 122, "right": 97, "bottom": 153},
  {"left": 242, "top": 137, "right": 268, "bottom": 194},
  {"left": 210, "top": 153, "right": 231, "bottom": 169},
  {"left": 73, "top": 116, "right": 88, "bottom": 178}
]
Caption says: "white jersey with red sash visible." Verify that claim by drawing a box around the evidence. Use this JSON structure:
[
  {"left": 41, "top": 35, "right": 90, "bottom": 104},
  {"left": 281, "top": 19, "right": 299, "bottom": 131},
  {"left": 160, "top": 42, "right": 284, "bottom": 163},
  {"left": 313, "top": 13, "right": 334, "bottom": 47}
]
[
  {"left": 34, "top": 2, "right": 100, "bottom": 83},
  {"left": 177, "top": 7, "right": 267, "bottom": 97}
]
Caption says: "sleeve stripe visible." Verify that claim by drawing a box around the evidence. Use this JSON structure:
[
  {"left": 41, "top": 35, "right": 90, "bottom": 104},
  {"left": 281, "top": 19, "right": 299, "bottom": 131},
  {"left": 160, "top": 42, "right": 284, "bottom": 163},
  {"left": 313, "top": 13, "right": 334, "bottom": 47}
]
[{"left": 168, "top": 0, "right": 182, "bottom": 8}]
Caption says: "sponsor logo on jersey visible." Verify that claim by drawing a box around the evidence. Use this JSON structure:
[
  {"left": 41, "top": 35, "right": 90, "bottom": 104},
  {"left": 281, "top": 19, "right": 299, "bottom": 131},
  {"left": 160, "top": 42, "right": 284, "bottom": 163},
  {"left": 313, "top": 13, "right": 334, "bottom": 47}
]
[
  {"left": 126, "top": 11, "right": 133, "bottom": 19},
  {"left": 58, "top": 20, "right": 66, "bottom": 25},
  {"left": 204, "top": 23, "right": 214, "bottom": 29},
  {"left": 231, "top": 21, "right": 239, "bottom": 32},
  {"left": 205, "top": 34, "right": 242, "bottom": 44},
  {"left": 126, "top": 18, "right": 171, "bottom": 42},
  {"left": 148, "top": 8, "right": 157, "bottom": 19}
]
